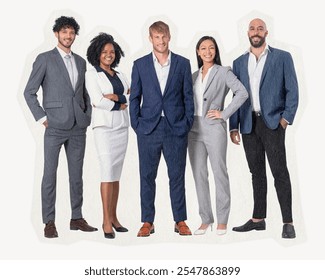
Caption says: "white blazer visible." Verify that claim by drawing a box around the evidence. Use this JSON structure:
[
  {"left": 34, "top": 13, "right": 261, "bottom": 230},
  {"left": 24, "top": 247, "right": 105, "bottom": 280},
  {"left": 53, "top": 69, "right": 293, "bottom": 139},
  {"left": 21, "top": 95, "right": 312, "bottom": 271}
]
[{"left": 85, "top": 68, "right": 130, "bottom": 129}]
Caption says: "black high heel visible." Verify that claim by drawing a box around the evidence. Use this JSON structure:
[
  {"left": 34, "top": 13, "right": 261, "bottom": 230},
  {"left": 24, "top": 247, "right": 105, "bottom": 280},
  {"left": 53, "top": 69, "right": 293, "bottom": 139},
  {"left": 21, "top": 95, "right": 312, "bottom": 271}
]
[
  {"left": 112, "top": 223, "right": 128, "bottom": 232},
  {"left": 102, "top": 224, "right": 115, "bottom": 239}
]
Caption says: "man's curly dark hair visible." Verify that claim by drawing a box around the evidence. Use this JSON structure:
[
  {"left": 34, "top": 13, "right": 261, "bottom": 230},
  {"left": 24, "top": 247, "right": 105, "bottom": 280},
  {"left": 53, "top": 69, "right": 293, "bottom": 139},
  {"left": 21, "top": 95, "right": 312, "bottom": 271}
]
[
  {"left": 87, "top": 33, "right": 124, "bottom": 69},
  {"left": 52, "top": 16, "right": 80, "bottom": 35}
]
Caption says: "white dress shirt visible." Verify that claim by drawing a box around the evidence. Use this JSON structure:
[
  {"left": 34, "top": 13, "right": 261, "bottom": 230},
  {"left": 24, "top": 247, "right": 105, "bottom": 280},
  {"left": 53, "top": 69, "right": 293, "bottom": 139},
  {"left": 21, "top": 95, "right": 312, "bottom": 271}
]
[
  {"left": 193, "top": 66, "right": 212, "bottom": 116},
  {"left": 247, "top": 44, "right": 269, "bottom": 112},
  {"left": 152, "top": 51, "right": 171, "bottom": 116},
  {"left": 152, "top": 51, "right": 171, "bottom": 94},
  {"left": 57, "top": 46, "right": 78, "bottom": 89}
]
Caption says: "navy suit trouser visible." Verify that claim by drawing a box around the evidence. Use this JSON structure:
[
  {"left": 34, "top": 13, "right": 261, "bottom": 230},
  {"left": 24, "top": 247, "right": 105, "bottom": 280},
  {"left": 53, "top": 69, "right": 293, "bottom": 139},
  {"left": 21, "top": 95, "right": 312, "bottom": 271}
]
[
  {"left": 137, "top": 117, "right": 188, "bottom": 223},
  {"left": 242, "top": 114, "right": 293, "bottom": 223}
]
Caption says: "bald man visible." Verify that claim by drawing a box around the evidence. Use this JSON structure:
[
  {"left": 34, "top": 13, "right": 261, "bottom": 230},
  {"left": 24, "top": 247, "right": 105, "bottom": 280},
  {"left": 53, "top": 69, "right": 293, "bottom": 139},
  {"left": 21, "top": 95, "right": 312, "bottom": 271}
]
[{"left": 229, "top": 18, "right": 299, "bottom": 239}]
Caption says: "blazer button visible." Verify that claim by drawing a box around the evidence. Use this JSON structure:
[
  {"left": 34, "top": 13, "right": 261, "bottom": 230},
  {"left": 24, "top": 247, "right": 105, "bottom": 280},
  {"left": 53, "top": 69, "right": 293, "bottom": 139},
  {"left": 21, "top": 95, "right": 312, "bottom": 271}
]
[{"left": 204, "top": 98, "right": 207, "bottom": 101}]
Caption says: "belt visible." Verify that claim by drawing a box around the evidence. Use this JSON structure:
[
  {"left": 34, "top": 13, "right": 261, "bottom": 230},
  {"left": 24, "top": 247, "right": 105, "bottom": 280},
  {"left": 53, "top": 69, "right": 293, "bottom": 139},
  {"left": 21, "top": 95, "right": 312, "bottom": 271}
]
[{"left": 253, "top": 111, "right": 262, "bottom": 117}]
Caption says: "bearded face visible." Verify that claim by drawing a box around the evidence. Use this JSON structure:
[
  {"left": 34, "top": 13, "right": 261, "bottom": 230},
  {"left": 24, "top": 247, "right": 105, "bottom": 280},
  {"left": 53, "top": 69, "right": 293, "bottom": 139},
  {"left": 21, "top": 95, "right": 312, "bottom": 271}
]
[
  {"left": 249, "top": 34, "right": 266, "bottom": 48},
  {"left": 247, "top": 19, "right": 268, "bottom": 49}
]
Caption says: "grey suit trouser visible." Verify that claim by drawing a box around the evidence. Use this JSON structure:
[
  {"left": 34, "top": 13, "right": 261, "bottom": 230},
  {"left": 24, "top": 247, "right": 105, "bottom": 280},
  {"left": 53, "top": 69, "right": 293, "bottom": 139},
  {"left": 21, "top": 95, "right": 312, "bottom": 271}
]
[
  {"left": 42, "top": 125, "right": 86, "bottom": 224},
  {"left": 188, "top": 116, "right": 230, "bottom": 225}
]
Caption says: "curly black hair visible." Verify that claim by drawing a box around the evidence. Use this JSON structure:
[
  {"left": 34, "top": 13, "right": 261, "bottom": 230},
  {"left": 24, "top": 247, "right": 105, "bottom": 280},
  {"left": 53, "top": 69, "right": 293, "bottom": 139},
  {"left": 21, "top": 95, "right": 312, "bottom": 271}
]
[
  {"left": 52, "top": 16, "right": 80, "bottom": 35},
  {"left": 196, "top": 36, "right": 222, "bottom": 69},
  {"left": 86, "top": 33, "right": 124, "bottom": 69}
]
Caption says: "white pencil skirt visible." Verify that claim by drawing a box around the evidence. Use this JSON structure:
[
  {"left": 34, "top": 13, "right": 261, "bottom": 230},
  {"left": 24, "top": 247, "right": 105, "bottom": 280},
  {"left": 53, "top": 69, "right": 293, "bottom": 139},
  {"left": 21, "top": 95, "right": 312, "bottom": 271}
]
[{"left": 93, "top": 126, "right": 128, "bottom": 182}]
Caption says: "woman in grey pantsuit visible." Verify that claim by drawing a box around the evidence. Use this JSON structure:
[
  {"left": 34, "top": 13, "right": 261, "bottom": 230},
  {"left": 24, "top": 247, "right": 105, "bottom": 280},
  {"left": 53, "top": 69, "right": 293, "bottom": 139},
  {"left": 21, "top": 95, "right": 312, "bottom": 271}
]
[{"left": 188, "top": 36, "right": 248, "bottom": 235}]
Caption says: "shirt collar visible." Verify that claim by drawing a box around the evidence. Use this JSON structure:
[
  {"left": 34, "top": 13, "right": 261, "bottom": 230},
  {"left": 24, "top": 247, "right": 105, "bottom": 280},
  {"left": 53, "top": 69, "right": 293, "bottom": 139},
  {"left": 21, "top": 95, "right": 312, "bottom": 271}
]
[
  {"left": 152, "top": 51, "right": 171, "bottom": 66},
  {"left": 95, "top": 65, "right": 119, "bottom": 75},
  {"left": 56, "top": 46, "right": 73, "bottom": 58},
  {"left": 199, "top": 64, "right": 215, "bottom": 74},
  {"left": 245, "top": 44, "right": 270, "bottom": 55},
  {"left": 95, "top": 65, "right": 104, "bottom": 72}
]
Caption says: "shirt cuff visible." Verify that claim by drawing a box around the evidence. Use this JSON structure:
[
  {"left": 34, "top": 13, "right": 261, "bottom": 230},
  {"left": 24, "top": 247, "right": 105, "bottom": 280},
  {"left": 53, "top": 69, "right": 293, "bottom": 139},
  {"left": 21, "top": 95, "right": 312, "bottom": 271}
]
[
  {"left": 37, "top": 116, "right": 47, "bottom": 125},
  {"left": 283, "top": 117, "right": 290, "bottom": 124}
]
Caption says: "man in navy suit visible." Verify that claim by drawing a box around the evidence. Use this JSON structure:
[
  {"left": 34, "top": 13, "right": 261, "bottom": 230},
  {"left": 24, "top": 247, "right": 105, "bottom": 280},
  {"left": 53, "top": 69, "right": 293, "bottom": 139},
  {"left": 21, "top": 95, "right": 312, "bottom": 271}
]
[
  {"left": 130, "top": 21, "right": 194, "bottom": 237},
  {"left": 229, "top": 18, "right": 299, "bottom": 238}
]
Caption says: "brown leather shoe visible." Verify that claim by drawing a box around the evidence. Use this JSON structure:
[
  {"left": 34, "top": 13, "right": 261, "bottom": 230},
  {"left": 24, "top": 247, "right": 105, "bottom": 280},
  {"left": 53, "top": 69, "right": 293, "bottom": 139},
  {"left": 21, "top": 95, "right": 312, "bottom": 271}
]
[
  {"left": 175, "top": 221, "right": 192, "bottom": 235},
  {"left": 44, "top": 220, "right": 58, "bottom": 238},
  {"left": 70, "top": 218, "right": 98, "bottom": 232},
  {"left": 137, "top": 222, "right": 154, "bottom": 237}
]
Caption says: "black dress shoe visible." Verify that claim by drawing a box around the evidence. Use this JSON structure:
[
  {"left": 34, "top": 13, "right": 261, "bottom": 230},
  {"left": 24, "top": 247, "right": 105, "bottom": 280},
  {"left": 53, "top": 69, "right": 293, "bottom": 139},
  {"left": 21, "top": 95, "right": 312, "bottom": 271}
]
[
  {"left": 282, "top": 224, "right": 296, "bottom": 239},
  {"left": 112, "top": 223, "right": 128, "bottom": 232},
  {"left": 232, "top": 219, "right": 266, "bottom": 232}
]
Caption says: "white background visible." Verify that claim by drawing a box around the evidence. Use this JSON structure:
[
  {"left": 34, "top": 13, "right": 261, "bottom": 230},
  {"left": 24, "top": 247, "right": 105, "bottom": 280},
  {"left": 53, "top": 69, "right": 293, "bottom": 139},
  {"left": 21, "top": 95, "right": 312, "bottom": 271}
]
[{"left": 1, "top": 0, "right": 324, "bottom": 277}]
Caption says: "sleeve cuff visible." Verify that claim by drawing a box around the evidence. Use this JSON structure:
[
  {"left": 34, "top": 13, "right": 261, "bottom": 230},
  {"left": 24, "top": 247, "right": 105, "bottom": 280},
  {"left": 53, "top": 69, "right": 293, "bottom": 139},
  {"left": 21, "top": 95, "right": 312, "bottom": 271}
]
[
  {"left": 111, "top": 102, "right": 121, "bottom": 111},
  {"left": 118, "top": 95, "right": 127, "bottom": 104},
  {"left": 37, "top": 116, "right": 47, "bottom": 125}
]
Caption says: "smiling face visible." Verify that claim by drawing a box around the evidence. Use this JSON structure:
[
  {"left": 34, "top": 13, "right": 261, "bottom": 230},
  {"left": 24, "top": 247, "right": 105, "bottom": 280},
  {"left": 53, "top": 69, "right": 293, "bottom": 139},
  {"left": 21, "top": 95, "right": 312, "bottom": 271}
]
[
  {"left": 149, "top": 30, "right": 170, "bottom": 55},
  {"left": 55, "top": 26, "right": 76, "bottom": 52},
  {"left": 99, "top": 43, "right": 115, "bottom": 69},
  {"left": 248, "top": 18, "right": 268, "bottom": 48},
  {"left": 197, "top": 39, "right": 216, "bottom": 65}
]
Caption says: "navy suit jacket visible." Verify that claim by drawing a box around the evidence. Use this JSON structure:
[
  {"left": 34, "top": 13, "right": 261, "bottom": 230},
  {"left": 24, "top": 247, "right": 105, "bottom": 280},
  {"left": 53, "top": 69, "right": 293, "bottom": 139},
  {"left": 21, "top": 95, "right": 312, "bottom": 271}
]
[
  {"left": 229, "top": 46, "right": 299, "bottom": 134},
  {"left": 129, "top": 52, "right": 194, "bottom": 136}
]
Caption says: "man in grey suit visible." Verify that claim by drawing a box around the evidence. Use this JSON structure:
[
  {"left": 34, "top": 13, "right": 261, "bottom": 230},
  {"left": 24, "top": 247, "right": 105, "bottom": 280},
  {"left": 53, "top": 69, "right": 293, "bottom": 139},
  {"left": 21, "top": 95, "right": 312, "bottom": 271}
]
[
  {"left": 24, "top": 16, "right": 97, "bottom": 238},
  {"left": 229, "top": 18, "right": 299, "bottom": 238}
]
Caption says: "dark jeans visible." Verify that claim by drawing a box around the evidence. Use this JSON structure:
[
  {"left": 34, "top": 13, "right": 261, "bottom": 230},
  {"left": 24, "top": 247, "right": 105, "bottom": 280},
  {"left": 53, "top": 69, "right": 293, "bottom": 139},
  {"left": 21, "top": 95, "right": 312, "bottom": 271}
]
[{"left": 242, "top": 114, "right": 293, "bottom": 223}]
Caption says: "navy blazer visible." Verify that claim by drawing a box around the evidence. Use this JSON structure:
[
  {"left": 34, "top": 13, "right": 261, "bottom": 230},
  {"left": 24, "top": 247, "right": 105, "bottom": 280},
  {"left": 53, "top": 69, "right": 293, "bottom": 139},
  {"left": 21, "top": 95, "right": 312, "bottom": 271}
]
[
  {"left": 129, "top": 52, "right": 194, "bottom": 136},
  {"left": 229, "top": 46, "right": 299, "bottom": 134}
]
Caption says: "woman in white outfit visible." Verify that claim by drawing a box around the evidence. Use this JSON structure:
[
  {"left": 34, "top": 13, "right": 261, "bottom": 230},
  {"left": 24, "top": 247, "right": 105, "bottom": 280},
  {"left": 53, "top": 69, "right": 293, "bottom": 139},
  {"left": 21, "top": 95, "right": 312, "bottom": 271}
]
[
  {"left": 188, "top": 36, "right": 248, "bottom": 235},
  {"left": 86, "top": 33, "right": 129, "bottom": 239}
]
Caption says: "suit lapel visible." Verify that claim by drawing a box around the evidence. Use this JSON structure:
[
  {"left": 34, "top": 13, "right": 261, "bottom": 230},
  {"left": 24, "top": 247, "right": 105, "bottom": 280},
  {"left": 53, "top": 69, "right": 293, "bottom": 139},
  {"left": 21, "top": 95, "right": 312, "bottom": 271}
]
[
  {"left": 192, "top": 71, "right": 199, "bottom": 84},
  {"left": 242, "top": 53, "right": 251, "bottom": 92},
  {"left": 147, "top": 54, "right": 162, "bottom": 95},
  {"left": 52, "top": 48, "right": 74, "bottom": 91},
  {"left": 73, "top": 52, "right": 82, "bottom": 89},
  {"left": 163, "top": 52, "right": 177, "bottom": 95},
  {"left": 260, "top": 46, "right": 274, "bottom": 88},
  {"left": 203, "top": 64, "right": 219, "bottom": 95}
]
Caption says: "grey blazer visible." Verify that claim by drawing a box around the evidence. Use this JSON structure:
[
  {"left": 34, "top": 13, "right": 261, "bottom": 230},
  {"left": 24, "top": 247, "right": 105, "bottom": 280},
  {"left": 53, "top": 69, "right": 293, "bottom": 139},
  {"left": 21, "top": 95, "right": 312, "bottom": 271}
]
[
  {"left": 192, "top": 64, "right": 248, "bottom": 124},
  {"left": 24, "top": 47, "right": 91, "bottom": 129}
]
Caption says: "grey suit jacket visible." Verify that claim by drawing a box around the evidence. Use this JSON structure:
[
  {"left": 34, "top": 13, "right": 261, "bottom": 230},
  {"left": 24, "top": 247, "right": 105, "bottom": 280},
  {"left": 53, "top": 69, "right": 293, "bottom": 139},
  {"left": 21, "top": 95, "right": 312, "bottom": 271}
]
[
  {"left": 192, "top": 64, "right": 248, "bottom": 124},
  {"left": 24, "top": 47, "right": 91, "bottom": 130}
]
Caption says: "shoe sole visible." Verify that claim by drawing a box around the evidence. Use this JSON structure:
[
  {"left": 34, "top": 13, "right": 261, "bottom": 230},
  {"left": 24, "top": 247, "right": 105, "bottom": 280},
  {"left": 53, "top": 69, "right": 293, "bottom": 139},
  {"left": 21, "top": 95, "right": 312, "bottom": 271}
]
[
  {"left": 70, "top": 226, "right": 97, "bottom": 231},
  {"left": 282, "top": 234, "right": 296, "bottom": 239},
  {"left": 115, "top": 229, "right": 128, "bottom": 232},
  {"left": 44, "top": 234, "right": 58, "bottom": 238},
  {"left": 232, "top": 228, "right": 266, "bottom": 232},
  {"left": 137, "top": 229, "right": 154, "bottom": 237},
  {"left": 174, "top": 229, "right": 192, "bottom": 235}
]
